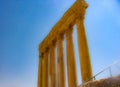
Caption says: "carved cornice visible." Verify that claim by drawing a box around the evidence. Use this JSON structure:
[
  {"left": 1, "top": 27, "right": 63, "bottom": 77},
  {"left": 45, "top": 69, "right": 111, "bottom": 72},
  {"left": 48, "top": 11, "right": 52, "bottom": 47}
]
[{"left": 39, "top": 1, "right": 88, "bottom": 53}]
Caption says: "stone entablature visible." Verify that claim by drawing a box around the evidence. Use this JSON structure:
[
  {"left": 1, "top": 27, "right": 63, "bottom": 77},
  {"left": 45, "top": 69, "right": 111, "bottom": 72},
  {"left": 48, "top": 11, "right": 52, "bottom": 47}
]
[{"left": 39, "top": 0, "right": 88, "bottom": 53}]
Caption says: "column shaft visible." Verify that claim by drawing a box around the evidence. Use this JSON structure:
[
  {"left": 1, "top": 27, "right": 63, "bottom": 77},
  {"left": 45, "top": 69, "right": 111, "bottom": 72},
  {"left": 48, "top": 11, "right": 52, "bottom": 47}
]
[
  {"left": 66, "top": 28, "right": 78, "bottom": 87},
  {"left": 42, "top": 51, "right": 49, "bottom": 87},
  {"left": 38, "top": 55, "right": 43, "bottom": 87},
  {"left": 76, "top": 19, "right": 92, "bottom": 82},
  {"left": 42, "top": 55, "right": 44, "bottom": 87},
  {"left": 50, "top": 42, "right": 57, "bottom": 87},
  {"left": 57, "top": 35, "right": 66, "bottom": 87}
]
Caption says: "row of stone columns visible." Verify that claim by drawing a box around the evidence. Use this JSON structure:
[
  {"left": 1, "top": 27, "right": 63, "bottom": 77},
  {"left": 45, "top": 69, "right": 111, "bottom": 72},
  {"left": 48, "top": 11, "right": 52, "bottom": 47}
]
[{"left": 38, "top": 19, "right": 93, "bottom": 87}]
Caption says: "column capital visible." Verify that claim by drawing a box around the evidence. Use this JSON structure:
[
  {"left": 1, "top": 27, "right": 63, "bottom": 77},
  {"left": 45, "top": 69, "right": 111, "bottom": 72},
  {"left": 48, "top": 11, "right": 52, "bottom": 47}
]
[
  {"left": 76, "top": 0, "right": 88, "bottom": 9},
  {"left": 50, "top": 39, "right": 57, "bottom": 47},
  {"left": 76, "top": 18, "right": 84, "bottom": 23},
  {"left": 39, "top": 53, "right": 44, "bottom": 59},
  {"left": 76, "top": 19, "right": 84, "bottom": 31},
  {"left": 44, "top": 47, "right": 49, "bottom": 53},
  {"left": 66, "top": 26, "right": 74, "bottom": 36},
  {"left": 57, "top": 33, "right": 64, "bottom": 41},
  {"left": 74, "top": 0, "right": 88, "bottom": 20},
  {"left": 76, "top": 16, "right": 85, "bottom": 22}
]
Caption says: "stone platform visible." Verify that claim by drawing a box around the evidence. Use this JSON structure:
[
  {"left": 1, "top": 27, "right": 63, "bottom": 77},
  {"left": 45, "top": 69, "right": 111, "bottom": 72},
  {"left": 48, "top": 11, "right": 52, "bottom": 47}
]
[{"left": 80, "top": 75, "right": 120, "bottom": 87}]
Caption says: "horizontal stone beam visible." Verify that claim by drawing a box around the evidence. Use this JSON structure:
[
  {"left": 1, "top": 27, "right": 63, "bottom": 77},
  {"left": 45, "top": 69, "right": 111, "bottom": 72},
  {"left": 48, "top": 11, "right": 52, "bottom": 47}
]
[{"left": 39, "top": 0, "right": 88, "bottom": 53}]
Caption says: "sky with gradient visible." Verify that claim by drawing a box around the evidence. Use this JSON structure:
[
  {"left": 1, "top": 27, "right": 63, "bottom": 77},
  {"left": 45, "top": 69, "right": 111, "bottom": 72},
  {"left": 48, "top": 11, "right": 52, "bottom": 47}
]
[{"left": 0, "top": 0, "right": 120, "bottom": 87}]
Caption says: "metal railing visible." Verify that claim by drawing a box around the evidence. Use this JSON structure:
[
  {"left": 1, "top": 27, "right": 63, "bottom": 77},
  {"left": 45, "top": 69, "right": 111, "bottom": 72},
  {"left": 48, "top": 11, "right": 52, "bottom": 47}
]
[{"left": 83, "top": 59, "right": 120, "bottom": 84}]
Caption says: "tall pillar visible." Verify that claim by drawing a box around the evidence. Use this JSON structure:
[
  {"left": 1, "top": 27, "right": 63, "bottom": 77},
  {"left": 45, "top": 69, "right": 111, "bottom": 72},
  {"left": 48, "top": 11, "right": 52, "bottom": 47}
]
[
  {"left": 48, "top": 51, "right": 51, "bottom": 87},
  {"left": 57, "top": 34, "right": 66, "bottom": 87},
  {"left": 66, "top": 27, "right": 78, "bottom": 87},
  {"left": 76, "top": 19, "right": 93, "bottom": 82},
  {"left": 42, "top": 49, "right": 49, "bottom": 87},
  {"left": 38, "top": 54, "right": 43, "bottom": 87},
  {"left": 42, "top": 54, "right": 44, "bottom": 87},
  {"left": 49, "top": 41, "right": 57, "bottom": 87}
]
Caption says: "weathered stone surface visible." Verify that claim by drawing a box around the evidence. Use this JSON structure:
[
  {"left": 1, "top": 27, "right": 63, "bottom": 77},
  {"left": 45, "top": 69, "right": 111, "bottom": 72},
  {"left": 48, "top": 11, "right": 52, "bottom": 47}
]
[
  {"left": 80, "top": 75, "right": 120, "bottom": 87},
  {"left": 38, "top": 56, "right": 42, "bottom": 87},
  {"left": 39, "top": 0, "right": 88, "bottom": 53},
  {"left": 57, "top": 35, "right": 66, "bottom": 87},
  {"left": 42, "top": 51, "right": 49, "bottom": 87},
  {"left": 76, "top": 19, "right": 93, "bottom": 82},
  {"left": 38, "top": 0, "right": 93, "bottom": 87},
  {"left": 49, "top": 42, "right": 57, "bottom": 87},
  {"left": 66, "top": 27, "right": 78, "bottom": 87}
]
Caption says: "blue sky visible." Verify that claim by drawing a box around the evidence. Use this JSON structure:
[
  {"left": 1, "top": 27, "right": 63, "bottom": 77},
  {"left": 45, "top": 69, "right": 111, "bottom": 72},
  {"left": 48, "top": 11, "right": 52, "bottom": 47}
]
[{"left": 0, "top": 0, "right": 120, "bottom": 87}]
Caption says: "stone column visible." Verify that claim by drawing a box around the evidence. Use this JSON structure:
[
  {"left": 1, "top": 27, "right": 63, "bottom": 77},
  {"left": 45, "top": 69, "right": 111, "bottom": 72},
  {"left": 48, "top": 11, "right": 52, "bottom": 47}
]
[
  {"left": 66, "top": 27, "right": 78, "bottom": 87},
  {"left": 42, "top": 54, "right": 44, "bottom": 87},
  {"left": 57, "top": 34, "right": 66, "bottom": 87},
  {"left": 76, "top": 19, "right": 93, "bottom": 82},
  {"left": 38, "top": 54, "right": 43, "bottom": 87},
  {"left": 42, "top": 49, "right": 49, "bottom": 87},
  {"left": 48, "top": 51, "right": 51, "bottom": 87},
  {"left": 49, "top": 41, "right": 57, "bottom": 87}
]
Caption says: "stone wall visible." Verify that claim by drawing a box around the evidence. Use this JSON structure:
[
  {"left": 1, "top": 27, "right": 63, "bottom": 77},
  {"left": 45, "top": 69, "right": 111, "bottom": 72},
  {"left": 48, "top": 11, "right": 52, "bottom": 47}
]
[{"left": 80, "top": 75, "right": 120, "bottom": 87}]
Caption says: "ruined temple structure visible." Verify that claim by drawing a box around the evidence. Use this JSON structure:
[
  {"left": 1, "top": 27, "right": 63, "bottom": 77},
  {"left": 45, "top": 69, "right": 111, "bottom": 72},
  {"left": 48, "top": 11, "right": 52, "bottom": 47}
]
[{"left": 38, "top": 0, "right": 93, "bottom": 87}]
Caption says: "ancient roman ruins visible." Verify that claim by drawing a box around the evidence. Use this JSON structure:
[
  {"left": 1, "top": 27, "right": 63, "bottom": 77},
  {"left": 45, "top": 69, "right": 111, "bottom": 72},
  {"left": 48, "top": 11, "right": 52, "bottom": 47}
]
[{"left": 38, "top": 0, "right": 93, "bottom": 87}]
